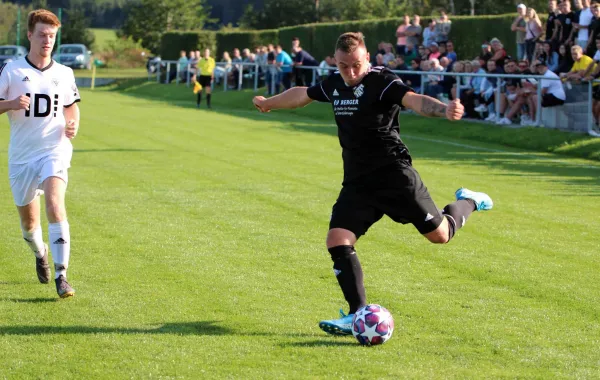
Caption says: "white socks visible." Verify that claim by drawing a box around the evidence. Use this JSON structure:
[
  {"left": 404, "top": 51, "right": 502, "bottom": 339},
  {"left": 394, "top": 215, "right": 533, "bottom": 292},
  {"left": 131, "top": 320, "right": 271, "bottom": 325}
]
[
  {"left": 49, "top": 221, "right": 70, "bottom": 279},
  {"left": 22, "top": 226, "right": 46, "bottom": 259}
]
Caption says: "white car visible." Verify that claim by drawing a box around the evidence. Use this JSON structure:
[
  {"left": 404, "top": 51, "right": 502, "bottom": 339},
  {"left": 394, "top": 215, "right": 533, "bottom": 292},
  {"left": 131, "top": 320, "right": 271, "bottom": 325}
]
[
  {"left": 0, "top": 45, "right": 28, "bottom": 65},
  {"left": 53, "top": 44, "right": 93, "bottom": 69}
]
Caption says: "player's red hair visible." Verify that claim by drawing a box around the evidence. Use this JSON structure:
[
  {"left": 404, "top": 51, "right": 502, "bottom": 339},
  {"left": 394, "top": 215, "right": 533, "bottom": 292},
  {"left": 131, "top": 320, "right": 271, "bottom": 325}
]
[{"left": 28, "top": 9, "right": 61, "bottom": 32}]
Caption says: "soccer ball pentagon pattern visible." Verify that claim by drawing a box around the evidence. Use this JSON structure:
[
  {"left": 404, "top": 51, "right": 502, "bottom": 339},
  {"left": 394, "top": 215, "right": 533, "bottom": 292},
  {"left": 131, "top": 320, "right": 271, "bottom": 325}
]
[{"left": 351, "top": 304, "right": 394, "bottom": 346}]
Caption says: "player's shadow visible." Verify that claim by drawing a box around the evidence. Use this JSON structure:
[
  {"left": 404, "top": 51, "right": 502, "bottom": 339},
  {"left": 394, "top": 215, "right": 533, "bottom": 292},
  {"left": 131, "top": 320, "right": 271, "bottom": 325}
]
[
  {"left": 74, "top": 149, "right": 163, "bottom": 153},
  {"left": 3, "top": 297, "right": 57, "bottom": 304},
  {"left": 281, "top": 339, "right": 357, "bottom": 348},
  {"left": 0, "top": 321, "right": 231, "bottom": 336}
]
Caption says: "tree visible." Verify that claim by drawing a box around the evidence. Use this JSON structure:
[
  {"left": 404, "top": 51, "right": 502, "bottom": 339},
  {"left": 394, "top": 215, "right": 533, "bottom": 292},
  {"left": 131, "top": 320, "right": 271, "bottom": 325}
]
[
  {"left": 61, "top": 6, "right": 96, "bottom": 49},
  {"left": 120, "top": 0, "right": 211, "bottom": 53}
]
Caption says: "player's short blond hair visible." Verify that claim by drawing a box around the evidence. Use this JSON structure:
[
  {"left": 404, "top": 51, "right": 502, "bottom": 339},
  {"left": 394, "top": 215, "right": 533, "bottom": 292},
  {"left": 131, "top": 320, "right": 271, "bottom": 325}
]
[
  {"left": 335, "top": 32, "right": 366, "bottom": 54},
  {"left": 28, "top": 9, "right": 61, "bottom": 32},
  {"left": 571, "top": 45, "right": 583, "bottom": 54}
]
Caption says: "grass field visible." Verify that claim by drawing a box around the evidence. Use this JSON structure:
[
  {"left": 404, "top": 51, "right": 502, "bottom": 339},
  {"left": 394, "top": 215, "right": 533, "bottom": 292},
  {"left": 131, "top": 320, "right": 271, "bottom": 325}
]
[
  {"left": 90, "top": 28, "right": 117, "bottom": 52},
  {"left": 0, "top": 83, "right": 599, "bottom": 378}
]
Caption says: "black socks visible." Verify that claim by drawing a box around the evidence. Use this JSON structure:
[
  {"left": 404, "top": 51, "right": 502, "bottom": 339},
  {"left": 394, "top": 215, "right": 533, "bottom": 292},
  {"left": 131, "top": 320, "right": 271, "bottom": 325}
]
[
  {"left": 328, "top": 245, "right": 366, "bottom": 314},
  {"left": 442, "top": 199, "right": 477, "bottom": 240}
]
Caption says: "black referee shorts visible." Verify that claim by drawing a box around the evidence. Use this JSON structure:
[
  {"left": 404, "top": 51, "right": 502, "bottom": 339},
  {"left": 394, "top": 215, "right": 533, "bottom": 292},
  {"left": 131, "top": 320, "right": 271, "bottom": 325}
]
[
  {"left": 329, "top": 163, "right": 444, "bottom": 238},
  {"left": 199, "top": 75, "right": 213, "bottom": 87}
]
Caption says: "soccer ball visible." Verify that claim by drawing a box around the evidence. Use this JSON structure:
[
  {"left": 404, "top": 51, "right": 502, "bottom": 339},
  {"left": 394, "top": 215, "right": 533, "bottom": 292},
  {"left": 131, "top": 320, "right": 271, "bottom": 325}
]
[{"left": 351, "top": 304, "right": 394, "bottom": 346}]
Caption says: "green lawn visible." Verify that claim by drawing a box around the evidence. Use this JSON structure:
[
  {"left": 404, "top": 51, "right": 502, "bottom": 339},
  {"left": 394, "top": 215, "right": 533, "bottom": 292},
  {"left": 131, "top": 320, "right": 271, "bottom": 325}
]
[
  {"left": 90, "top": 28, "right": 117, "bottom": 52},
  {"left": 0, "top": 83, "right": 599, "bottom": 378}
]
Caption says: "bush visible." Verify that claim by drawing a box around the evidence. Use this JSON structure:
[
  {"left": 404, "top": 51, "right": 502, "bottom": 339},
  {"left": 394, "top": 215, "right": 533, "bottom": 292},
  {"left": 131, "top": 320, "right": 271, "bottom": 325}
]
[
  {"left": 96, "top": 36, "right": 150, "bottom": 68},
  {"left": 159, "top": 31, "right": 217, "bottom": 60},
  {"left": 216, "top": 29, "right": 278, "bottom": 59}
]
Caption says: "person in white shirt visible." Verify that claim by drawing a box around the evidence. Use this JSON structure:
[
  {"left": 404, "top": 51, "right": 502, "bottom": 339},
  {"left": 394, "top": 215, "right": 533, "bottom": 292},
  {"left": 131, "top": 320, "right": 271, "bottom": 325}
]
[
  {"left": 0, "top": 9, "right": 80, "bottom": 298},
  {"left": 575, "top": 0, "right": 594, "bottom": 48},
  {"left": 526, "top": 60, "right": 566, "bottom": 124}
]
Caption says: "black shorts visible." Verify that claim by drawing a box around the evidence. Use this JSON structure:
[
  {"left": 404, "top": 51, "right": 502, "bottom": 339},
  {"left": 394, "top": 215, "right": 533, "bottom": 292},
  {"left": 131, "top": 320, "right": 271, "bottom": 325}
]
[
  {"left": 199, "top": 75, "right": 212, "bottom": 87},
  {"left": 329, "top": 163, "right": 444, "bottom": 238},
  {"left": 541, "top": 93, "right": 565, "bottom": 107},
  {"left": 593, "top": 86, "right": 600, "bottom": 101}
]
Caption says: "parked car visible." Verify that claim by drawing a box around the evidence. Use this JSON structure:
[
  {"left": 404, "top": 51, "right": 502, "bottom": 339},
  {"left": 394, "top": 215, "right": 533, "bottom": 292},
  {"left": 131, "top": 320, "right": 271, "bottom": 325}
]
[
  {"left": 53, "top": 44, "right": 92, "bottom": 69},
  {"left": 0, "top": 45, "right": 28, "bottom": 65}
]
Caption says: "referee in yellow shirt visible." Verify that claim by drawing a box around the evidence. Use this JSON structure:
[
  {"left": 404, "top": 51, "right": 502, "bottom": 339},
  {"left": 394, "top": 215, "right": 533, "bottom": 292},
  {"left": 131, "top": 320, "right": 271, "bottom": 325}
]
[{"left": 197, "top": 48, "right": 216, "bottom": 108}]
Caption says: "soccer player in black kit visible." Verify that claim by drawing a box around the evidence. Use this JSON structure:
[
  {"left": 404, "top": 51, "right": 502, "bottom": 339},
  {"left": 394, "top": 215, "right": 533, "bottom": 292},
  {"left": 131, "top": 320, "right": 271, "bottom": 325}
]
[{"left": 253, "top": 32, "right": 493, "bottom": 336}]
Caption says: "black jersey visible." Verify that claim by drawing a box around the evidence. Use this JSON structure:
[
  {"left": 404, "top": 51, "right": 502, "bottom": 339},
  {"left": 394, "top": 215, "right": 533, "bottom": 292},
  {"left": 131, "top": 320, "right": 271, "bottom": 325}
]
[
  {"left": 547, "top": 11, "right": 559, "bottom": 40},
  {"left": 557, "top": 12, "right": 576, "bottom": 42},
  {"left": 306, "top": 66, "right": 414, "bottom": 184}
]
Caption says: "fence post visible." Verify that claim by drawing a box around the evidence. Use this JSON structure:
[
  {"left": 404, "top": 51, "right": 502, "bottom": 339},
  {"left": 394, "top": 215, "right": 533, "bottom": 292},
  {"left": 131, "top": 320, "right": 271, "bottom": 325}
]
[
  {"left": 254, "top": 63, "right": 259, "bottom": 92},
  {"left": 186, "top": 63, "right": 191, "bottom": 87},
  {"left": 223, "top": 66, "right": 228, "bottom": 92},
  {"left": 456, "top": 75, "right": 461, "bottom": 100},
  {"left": 588, "top": 80, "right": 594, "bottom": 134},
  {"left": 156, "top": 63, "right": 161, "bottom": 83},
  {"left": 271, "top": 70, "right": 276, "bottom": 95},
  {"left": 420, "top": 72, "right": 424, "bottom": 95},
  {"left": 535, "top": 80, "right": 542, "bottom": 126},
  {"left": 165, "top": 62, "right": 171, "bottom": 84},
  {"left": 312, "top": 67, "right": 317, "bottom": 86},
  {"left": 495, "top": 80, "right": 501, "bottom": 117}
]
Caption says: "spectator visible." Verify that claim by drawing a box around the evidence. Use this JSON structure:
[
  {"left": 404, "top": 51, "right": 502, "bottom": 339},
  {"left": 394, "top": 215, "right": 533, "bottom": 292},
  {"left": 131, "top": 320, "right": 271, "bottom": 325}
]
[
  {"left": 292, "top": 45, "right": 319, "bottom": 86},
  {"left": 512, "top": 4, "right": 528, "bottom": 60},
  {"left": 495, "top": 59, "right": 524, "bottom": 125},
  {"left": 389, "top": 55, "right": 409, "bottom": 71},
  {"left": 230, "top": 48, "right": 243, "bottom": 88},
  {"left": 396, "top": 15, "right": 411, "bottom": 55},
  {"left": 177, "top": 50, "right": 189, "bottom": 82},
  {"left": 438, "top": 41, "right": 448, "bottom": 58},
  {"left": 404, "top": 58, "right": 423, "bottom": 92},
  {"left": 423, "top": 19, "right": 438, "bottom": 48},
  {"left": 405, "top": 15, "right": 423, "bottom": 54},
  {"left": 214, "top": 51, "right": 231, "bottom": 85},
  {"left": 582, "top": 38, "right": 600, "bottom": 125},
  {"left": 475, "top": 59, "right": 502, "bottom": 121},
  {"left": 436, "top": 11, "right": 452, "bottom": 43},
  {"left": 585, "top": 3, "right": 600, "bottom": 56},
  {"left": 461, "top": 60, "right": 485, "bottom": 117},
  {"left": 318, "top": 56, "right": 333, "bottom": 79},
  {"left": 189, "top": 50, "right": 198, "bottom": 76},
  {"left": 490, "top": 38, "right": 508, "bottom": 67},
  {"left": 557, "top": 0, "right": 576, "bottom": 46},
  {"left": 547, "top": 0, "right": 561, "bottom": 48},
  {"left": 428, "top": 42, "right": 441, "bottom": 59},
  {"left": 525, "top": 8, "right": 543, "bottom": 63},
  {"left": 450, "top": 61, "right": 466, "bottom": 101},
  {"left": 425, "top": 57, "right": 444, "bottom": 98},
  {"left": 542, "top": 40, "right": 560, "bottom": 72},
  {"left": 376, "top": 53, "right": 385, "bottom": 66},
  {"left": 528, "top": 60, "right": 566, "bottom": 121},
  {"left": 445, "top": 40, "right": 458, "bottom": 67},
  {"left": 417, "top": 45, "right": 428, "bottom": 60},
  {"left": 275, "top": 45, "right": 293, "bottom": 92},
  {"left": 479, "top": 42, "right": 493, "bottom": 65},
  {"left": 575, "top": 0, "right": 593, "bottom": 48},
  {"left": 382, "top": 43, "right": 396, "bottom": 66},
  {"left": 562, "top": 44, "right": 595, "bottom": 81},
  {"left": 404, "top": 42, "right": 418, "bottom": 62},
  {"left": 266, "top": 44, "right": 277, "bottom": 95},
  {"left": 439, "top": 56, "right": 454, "bottom": 96}
]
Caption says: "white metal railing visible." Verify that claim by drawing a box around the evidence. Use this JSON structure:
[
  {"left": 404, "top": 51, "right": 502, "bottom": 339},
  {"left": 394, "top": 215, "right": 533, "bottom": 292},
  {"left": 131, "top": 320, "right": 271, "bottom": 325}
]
[{"left": 148, "top": 60, "right": 600, "bottom": 136}]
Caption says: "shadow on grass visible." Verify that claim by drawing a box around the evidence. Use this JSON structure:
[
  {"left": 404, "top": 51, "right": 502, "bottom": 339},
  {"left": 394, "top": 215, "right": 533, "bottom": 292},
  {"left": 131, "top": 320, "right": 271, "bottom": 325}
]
[
  {"left": 0, "top": 321, "right": 231, "bottom": 336},
  {"left": 74, "top": 149, "right": 163, "bottom": 153},
  {"left": 4, "top": 297, "right": 57, "bottom": 304},
  {"left": 281, "top": 339, "right": 358, "bottom": 348}
]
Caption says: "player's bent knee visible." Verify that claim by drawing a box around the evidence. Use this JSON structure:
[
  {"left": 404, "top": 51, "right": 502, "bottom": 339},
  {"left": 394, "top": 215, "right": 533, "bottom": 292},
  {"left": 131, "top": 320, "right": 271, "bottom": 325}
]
[
  {"left": 326, "top": 228, "right": 357, "bottom": 248},
  {"left": 423, "top": 225, "right": 450, "bottom": 244}
]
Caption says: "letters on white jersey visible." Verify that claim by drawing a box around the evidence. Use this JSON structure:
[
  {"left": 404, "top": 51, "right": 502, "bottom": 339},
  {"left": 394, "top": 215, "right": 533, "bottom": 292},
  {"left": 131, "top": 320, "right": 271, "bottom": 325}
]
[{"left": 0, "top": 57, "right": 80, "bottom": 164}]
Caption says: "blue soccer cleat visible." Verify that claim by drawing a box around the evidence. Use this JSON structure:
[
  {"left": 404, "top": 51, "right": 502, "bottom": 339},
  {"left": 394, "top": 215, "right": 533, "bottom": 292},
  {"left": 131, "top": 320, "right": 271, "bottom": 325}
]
[
  {"left": 318, "top": 309, "right": 354, "bottom": 336},
  {"left": 455, "top": 188, "right": 493, "bottom": 211}
]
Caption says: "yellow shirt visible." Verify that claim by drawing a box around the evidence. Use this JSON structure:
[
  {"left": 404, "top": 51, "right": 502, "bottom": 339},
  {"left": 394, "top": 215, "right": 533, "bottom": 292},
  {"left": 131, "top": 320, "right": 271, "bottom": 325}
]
[
  {"left": 198, "top": 57, "right": 216, "bottom": 76},
  {"left": 571, "top": 55, "right": 595, "bottom": 72}
]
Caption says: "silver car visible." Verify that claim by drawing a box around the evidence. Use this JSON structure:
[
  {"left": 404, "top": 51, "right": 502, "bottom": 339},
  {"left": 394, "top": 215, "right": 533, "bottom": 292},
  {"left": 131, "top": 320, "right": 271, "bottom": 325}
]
[
  {"left": 0, "top": 45, "right": 28, "bottom": 65},
  {"left": 53, "top": 44, "right": 92, "bottom": 69}
]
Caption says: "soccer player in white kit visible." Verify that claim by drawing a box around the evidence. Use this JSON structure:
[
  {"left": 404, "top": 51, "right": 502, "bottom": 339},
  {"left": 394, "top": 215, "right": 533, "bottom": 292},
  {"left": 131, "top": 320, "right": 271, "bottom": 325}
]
[{"left": 0, "top": 9, "right": 80, "bottom": 298}]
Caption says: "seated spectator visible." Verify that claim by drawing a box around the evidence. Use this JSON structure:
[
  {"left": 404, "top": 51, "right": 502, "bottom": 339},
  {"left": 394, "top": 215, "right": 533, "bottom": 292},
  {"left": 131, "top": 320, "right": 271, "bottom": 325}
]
[
  {"left": 445, "top": 40, "right": 458, "bottom": 64},
  {"left": 376, "top": 53, "right": 385, "bottom": 66},
  {"left": 541, "top": 41, "right": 560, "bottom": 72},
  {"left": 439, "top": 56, "right": 454, "bottom": 96},
  {"left": 490, "top": 37, "right": 508, "bottom": 67},
  {"left": 479, "top": 42, "right": 493, "bottom": 66},
  {"left": 382, "top": 43, "right": 396, "bottom": 67},
  {"left": 188, "top": 51, "right": 198, "bottom": 76},
  {"left": 428, "top": 42, "right": 441, "bottom": 60},
  {"left": 532, "top": 59, "right": 566, "bottom": 109},
  {"left": 318, "top": 56, "right": 333, "bottom": 79},
  {"left": 561, "top": 44, "right": 596, "bottom": 81},
  {"left": 425, "top": 58, "right": 444, "bottom": 98},
  {"left": 389, "top": 55, "right": 409, "bottom": 71},
  {"left": 474, "top": 59, "right": 502, "bottom": 121},
  {"left": 404, "top": 58, "right": 422, "bottom": 92},
  {"left": 417, "top": 45, "right": 428, "bottom": 60},
  {"left": 214, "top": 51, "right": 231, "bottom": 85},
  {"left": 450, "top": 61, "right": 465, "bottom": 101},
  {"left": 460, "top": 60, "right": 485, "bottom": 117},
  {"left": 230, "top": 48, "right": 243, "bottom": 88},
  {"left": 495, "top": 59, "right": 526, "bottom": 125},
  {"left": 518, "top": 59, "right": 531, "bottom": 73},
  {"left": 556, "top": 43, "right": 575, "bottom": 74},
  {"left": 423, "top": 19, "right": 438, "bottom": 47},
  {"left": 404, "top": 43, "right": 418, "bottom": 63}
]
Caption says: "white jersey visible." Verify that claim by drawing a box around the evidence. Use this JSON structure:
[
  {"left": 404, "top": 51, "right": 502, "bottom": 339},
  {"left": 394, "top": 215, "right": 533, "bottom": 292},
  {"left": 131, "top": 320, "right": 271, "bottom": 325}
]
[{"left": 0, "top": 57, "right": 80, "bottom": 164}]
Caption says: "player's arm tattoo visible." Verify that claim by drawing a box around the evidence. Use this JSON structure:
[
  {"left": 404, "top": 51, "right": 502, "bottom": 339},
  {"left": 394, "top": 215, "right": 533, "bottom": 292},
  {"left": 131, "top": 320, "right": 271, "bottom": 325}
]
[{"left": 418, "top": 96, "right": 447, "bottom": 118}]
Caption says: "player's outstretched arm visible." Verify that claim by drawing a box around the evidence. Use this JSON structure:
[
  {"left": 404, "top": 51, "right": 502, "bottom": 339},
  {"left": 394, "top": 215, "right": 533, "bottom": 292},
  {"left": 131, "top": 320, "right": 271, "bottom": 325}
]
[
  {"left": 0, "top": 95, "right": 30, "bottom": 116},
  {"left": 253, "top": 87, "right": 313, "bottom": 113},
  {"left": 401, "top": 92, "right": 464, "bottom": 121},
  {"left": 63, "top": 103, "right": 80, "bottom": 139}
]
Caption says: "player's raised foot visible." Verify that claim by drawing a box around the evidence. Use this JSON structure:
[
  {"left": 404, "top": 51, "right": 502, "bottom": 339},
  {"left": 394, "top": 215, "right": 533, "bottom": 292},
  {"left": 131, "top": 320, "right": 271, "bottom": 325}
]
[
  {"left": 318, "top": 309, "right": 354, "bottom": 336},
  {"left": 455, "top": 188, "right": 493, "bottom": 211},
  {"left": 35, "top": 244, "right": 51, "bottom": 284},
  {"left": 55, "top": 275, "right": 75, "bottom": 298}
]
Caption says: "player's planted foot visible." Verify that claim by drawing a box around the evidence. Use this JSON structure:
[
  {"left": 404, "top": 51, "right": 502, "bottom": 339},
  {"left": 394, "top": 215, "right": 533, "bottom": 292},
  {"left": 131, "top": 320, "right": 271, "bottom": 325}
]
[
  {"left": 55, "top": 275, "right": 75, "bottom": 298},
  {"left": 35, "top": 244, "right": 51, "bottom": 284},
  {"left": 455, "top": 188, "right": 493, "bottom": 211},
  {"left": 318, "top": 309, "right": 354, "bottom": 336}
]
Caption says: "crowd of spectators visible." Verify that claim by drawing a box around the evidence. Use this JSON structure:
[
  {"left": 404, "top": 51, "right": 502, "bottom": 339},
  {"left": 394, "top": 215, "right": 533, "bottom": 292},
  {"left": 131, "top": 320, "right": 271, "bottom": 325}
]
[{"left": 169, "top": 1, "right": 600, "bottom": 129}]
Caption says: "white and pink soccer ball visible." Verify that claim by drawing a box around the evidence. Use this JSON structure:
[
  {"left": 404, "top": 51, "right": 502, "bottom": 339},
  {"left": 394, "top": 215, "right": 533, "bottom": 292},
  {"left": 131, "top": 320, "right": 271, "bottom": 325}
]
[{"left": 351, "top": 304, "right": 394, "bottom": 346}]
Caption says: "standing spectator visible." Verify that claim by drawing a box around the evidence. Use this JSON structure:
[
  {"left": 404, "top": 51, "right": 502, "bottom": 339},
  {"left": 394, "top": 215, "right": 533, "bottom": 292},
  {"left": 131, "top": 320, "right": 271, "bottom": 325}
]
[
  {"left": 396, "top": 15, "right": 411, "bottom": 55},
  {"left": 428, "top": 42, "right": 441, "bottom": 60},
  {"left": 512, "top": 4, "right": 528, "bottom": 60},
  {"left": 177, "top": 50, "right": 189, "bottom": 82},
  {"left": 582, "top": 38, "right": 600, "bottom": 125},
  {"left": 547, "top": 0, "right": 561, "bottom": 47},
  {"left": 490, "top": 38, "right": 508, "bottom": 67},
  {"left": 585, "top": 3, "right": 600, "bottom": 56},
  {"left": 266, "top": 44, "right": 277, "bottom": 95},
  {"left": 423, "top": 19, "right": 438, "bottom": 48},
  {"left": 405, "top": 15, "right": 423, "bottom": 55},
  {"left": 562, "top": 44, "right": 595, "bottom": 80},
  {"left": 255, "top": 46, "right": 268, "bottom": 87},
  {"left": 292, "top": 45, "right": 319, "bottom": 86},
  {"left": 197, "top": 48, "right": 215, "bottom": 109},
  {"left": 557, "top": 1, "right": 576, "bottom": 46},
  {"left": 275, "top": 45, "right": 293, "bottom": 92},
  {"left": 575, "top": 0, "right": 594, "bottom": 48},
  {"left": 435, "top": 11, "right": 452, "bottom": 43},
  {"left": 525, "top": 8, "right": 543, "bottom": 63}
]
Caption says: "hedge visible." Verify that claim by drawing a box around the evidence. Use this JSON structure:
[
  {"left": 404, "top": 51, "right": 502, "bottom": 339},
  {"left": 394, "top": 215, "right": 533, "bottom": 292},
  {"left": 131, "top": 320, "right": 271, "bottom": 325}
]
[{"left": 161, "top": 14, "right": 549, "bottom": 62}]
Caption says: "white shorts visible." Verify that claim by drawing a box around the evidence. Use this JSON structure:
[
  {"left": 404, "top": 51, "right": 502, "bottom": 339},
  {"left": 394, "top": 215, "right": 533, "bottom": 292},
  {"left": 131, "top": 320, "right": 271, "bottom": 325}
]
[{"left": 9, "top": 154, "right": 70, "bottom": 207}]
